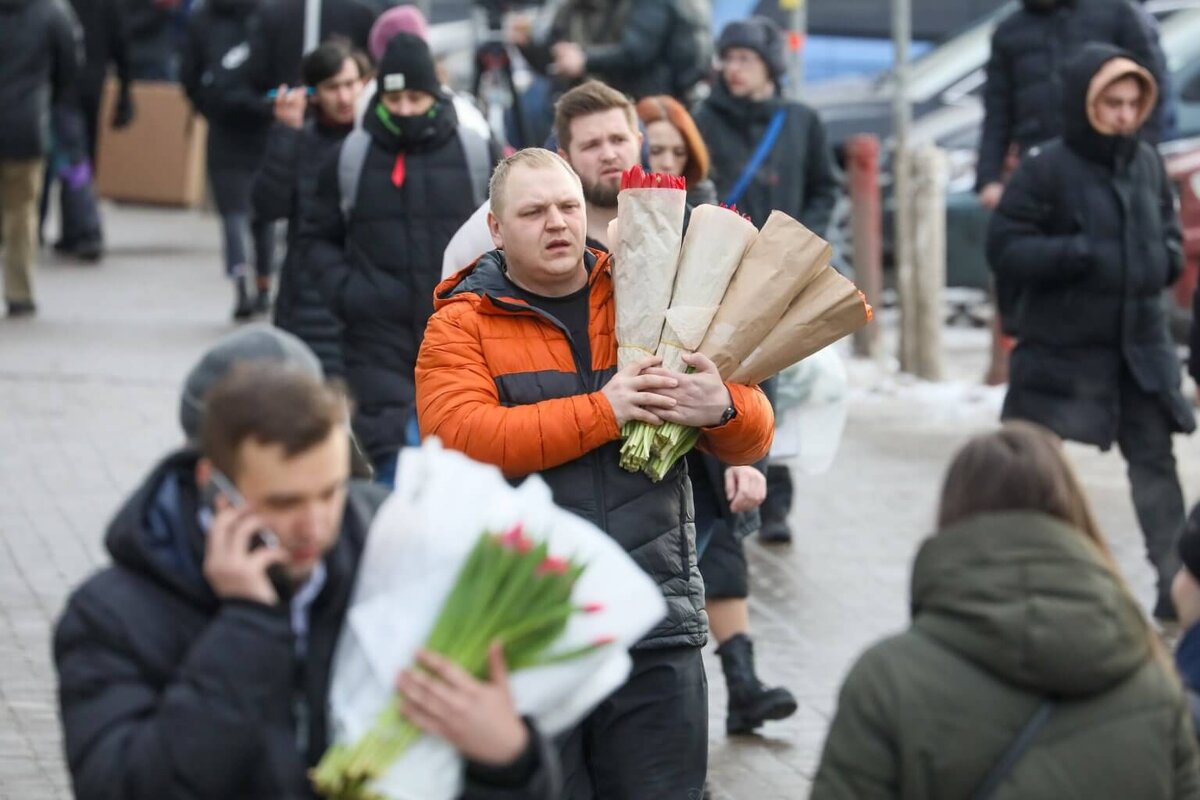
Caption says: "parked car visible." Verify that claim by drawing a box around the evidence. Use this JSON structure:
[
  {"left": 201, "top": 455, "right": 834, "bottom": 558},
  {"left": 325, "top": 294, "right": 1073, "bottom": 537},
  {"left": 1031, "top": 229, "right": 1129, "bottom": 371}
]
[{"left": 1163, "top": 136, "right": 1200, "bottom": 340}]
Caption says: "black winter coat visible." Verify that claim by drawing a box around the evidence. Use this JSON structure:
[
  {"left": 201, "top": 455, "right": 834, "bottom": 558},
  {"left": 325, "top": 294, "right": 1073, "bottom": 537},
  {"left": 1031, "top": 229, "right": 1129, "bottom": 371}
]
[
  {"left": 302, "top": 100, "right": 480, "bottom": 463},
  {"left": 0, "top": 0, "right": 79, "bottom": 160},
  {"left": 521, "top": 0, "right": 708, "bottom": 100},
  {"left": 180, "top": 0, "right": 271, "bottom": 174},
  {"left": 124, "top": 0, "right": 175, "bottom": 78},
  {"left": 241, "top": 0, "right": 375, "bottom": 92},
  {"left": 54, "top": 449, "right": 561, "bottom": 800},
  {"left": 987, "top": 43, "right": 1195, "bottom": 449},
  {"left": 254, "top": 119, "right": 349, "bottom": 378},
  {"left": 695, "top": 81, "right": 840, "bottom": 236},
  {"left": 68, "top": 0, "right": 129, "bottom": 101},
  {"left": 976, "top": 0, "right": 1165, "bottom": 190}
]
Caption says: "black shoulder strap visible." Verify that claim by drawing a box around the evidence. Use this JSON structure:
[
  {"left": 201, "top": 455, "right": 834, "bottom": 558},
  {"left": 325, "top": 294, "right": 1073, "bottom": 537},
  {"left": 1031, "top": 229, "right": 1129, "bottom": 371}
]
[{"left": 970, "top": 700, "right": 1056, "bottom": 800}]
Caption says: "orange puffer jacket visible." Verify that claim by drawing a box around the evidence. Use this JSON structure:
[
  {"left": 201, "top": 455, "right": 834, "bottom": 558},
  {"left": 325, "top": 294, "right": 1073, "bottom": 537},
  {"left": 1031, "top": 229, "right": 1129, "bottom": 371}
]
[{"left": 415, "top": 248, "right": 774, "bottom": 649}]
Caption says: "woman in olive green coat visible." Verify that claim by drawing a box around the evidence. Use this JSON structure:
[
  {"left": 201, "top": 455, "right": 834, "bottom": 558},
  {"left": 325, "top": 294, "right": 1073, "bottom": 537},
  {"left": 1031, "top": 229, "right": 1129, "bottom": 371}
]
[{"left": 812, "top": 422, "right": 1200, "bottom": 799}]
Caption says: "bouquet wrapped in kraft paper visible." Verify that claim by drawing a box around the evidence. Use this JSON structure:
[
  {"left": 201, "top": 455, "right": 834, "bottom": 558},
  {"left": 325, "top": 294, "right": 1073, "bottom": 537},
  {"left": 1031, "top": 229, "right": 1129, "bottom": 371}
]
[
  {"left": 619, "top": 203, "right": 757, "bottom": 471},
  {"left": 698, "top": 211, "right": 833, "bottom": 377},
  {"left": 729, "top": 266, "right": 873, "bottom": 385},
  {"left": 611, "top": 166, "right": 687, "bottom": 370},
  {"left": 642, "top": 212, "right": 869, "bottom": 481}
]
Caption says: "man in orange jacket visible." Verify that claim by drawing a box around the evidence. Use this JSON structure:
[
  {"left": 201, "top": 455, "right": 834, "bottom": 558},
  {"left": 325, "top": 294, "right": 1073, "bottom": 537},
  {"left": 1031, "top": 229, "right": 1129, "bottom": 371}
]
[{"left": 415, "top": 147, "right": 775, "bottom": 797}]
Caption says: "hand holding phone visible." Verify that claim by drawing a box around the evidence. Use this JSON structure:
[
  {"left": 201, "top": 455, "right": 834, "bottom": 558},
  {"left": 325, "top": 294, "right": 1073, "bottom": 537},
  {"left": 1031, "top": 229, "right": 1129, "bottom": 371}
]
[{"left": 202, "top": 471, "right": 291, "bottom": 605}]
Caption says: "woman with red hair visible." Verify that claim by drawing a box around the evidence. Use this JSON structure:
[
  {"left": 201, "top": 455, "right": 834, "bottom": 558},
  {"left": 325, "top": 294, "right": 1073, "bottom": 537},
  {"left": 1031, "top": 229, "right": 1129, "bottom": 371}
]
[{"left": 636, "top": 95, "right": 719, "bottom": 207}]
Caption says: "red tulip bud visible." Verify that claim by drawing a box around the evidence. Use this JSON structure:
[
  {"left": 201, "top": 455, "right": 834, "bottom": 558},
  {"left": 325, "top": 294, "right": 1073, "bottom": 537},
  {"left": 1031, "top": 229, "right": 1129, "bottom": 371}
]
[{"left": 536, "top": 556, "right": 570, "bottom": 576}]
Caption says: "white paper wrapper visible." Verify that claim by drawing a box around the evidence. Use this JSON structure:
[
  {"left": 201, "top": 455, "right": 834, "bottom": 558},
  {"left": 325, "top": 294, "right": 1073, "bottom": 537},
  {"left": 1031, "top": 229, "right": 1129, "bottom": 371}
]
[
  {"left": 612, "top": 187, "right": 686, "bottom": 369},
  {"left": 326, "top": 439, "right": 667, "bottom": 800},
  {"left": 656, "top": 205, "right": 758, "bottom": 373}
]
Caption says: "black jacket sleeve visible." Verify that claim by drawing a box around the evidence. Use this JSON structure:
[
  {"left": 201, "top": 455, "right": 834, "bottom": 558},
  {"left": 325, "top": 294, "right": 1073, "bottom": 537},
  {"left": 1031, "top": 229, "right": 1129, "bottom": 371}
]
[
  {"left": 1158, "top": 152, "right": 1185, "bottom": 287},
  {"left": 986, "top": 153, "right": 1092, "bottom": 287},
  {"left": 55, "top": 593, "right": 294, "bottom": 800},
  {"left": 178, "top": 14, "right": 206, "bottom": 113},
  {"left": 582, "top": 0, "right": 672, "bottom": 77},
  {"left": 124, "top": 0, "right": 168, "bottom": 39},
  {"left": 105, "top": 0, "right": 132, "bottom": 86},
  {"left": 301, "top": 146, "right": 353, "bottom": 319},
  {"left": 50, "top": 1, "right": 83, "bottom": 105},
  {"left": 461, "top": 719, "right": 562, "bottom": 800},
  {"left": 799, "top": 108, "right": 839, "bottom": 237},
  {"left": 241, "top": 3, "right": 280, "bottom": 93},
  {"left": 252, "top": 123, "right": 303, "bottom": 222},
  {"left": 977, "top": 30, "right": 1013, "bottom": 191}
]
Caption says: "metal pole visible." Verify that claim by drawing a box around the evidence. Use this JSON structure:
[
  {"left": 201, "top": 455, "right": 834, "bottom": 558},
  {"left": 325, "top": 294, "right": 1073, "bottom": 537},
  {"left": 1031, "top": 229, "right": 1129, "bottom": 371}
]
[
  {"left": 892, "top": 0, "right": 916, "bottom": 372},
  {"left": 784, "top": 0, "right": 807, "bottom": 98}
]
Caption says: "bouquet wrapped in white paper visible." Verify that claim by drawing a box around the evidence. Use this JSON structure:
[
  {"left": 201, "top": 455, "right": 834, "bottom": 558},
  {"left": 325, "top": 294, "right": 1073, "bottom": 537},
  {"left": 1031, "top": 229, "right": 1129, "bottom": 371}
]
[{"left": 319, "top": 439, "right": 666, "bottom": 800}]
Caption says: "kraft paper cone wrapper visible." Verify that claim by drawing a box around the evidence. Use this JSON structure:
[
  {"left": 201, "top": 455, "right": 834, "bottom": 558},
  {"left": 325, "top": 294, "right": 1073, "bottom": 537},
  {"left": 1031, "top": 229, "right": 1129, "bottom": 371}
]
[
  {"left": 729, "top": 266, "right": 872, "bottom": 386},
  {"left": 698, "top": 210, "right": 833, "bottom": 378},
  {"left": 657, "top": 205, "right": 758, "bottom": 372},
  {"left": 612, "top": 187, "right": 687, "bottom": 369}
]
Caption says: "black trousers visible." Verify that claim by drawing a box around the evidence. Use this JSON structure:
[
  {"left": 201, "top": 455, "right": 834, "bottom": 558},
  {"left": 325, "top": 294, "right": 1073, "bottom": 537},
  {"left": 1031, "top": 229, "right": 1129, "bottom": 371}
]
[
  {"left": 1117, "top": 368, "right": 1186, "bottom": 599},
  {"left": 557, "top": 646, "right": 708, "bottom": 799}
]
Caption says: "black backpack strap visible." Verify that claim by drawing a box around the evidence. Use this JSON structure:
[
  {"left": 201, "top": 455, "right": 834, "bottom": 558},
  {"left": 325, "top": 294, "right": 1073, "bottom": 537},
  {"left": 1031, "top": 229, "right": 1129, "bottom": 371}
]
[{"left": 970, "top": 700, "right": 1056, "bottom": 800}]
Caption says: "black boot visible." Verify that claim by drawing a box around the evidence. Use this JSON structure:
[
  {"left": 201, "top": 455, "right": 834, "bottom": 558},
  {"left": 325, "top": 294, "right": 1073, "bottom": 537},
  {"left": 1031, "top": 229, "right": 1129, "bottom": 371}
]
[
  {"left": 232, "top": 276, "right": 255, "bottom": 321},
  {"left": 717, "top": 633, "right": 797, "bottom": 735},
  {"left": 253, "top": 276, "right": 272, "bottom": 316}
]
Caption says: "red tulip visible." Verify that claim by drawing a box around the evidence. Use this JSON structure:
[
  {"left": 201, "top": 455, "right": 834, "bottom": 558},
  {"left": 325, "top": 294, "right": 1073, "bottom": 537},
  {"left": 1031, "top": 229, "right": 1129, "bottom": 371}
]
[{"left": 536, "top": 556, "right": 571, "bottom": 576}]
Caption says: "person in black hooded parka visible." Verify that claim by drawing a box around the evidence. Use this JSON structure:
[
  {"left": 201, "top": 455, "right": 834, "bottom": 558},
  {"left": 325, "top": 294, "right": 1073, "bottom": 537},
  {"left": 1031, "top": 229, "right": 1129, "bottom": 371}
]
[
  {"left": 182, "top": 0, "right": 279, "bottom": 320},
  {"left": 253, "top": 40, "right": 369, "bottom": 379},
  {"left": 987, "top": 43, "right": 1195, "bottom": 621},
  {"left": 302, "top": 32, "right": 492, "bottom": 484},
  {"left": 975, "top": 0, "right": 1166, "bottom": 201},
  {"left": 54, "top": 358, "right": 561, "bottom": 800}
]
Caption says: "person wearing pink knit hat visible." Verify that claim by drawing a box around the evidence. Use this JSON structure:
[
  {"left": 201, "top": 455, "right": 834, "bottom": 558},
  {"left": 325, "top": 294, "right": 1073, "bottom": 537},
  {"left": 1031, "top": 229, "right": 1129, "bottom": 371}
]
[{"left": 368, "top": 4, "right": 429, "bottom": 63}]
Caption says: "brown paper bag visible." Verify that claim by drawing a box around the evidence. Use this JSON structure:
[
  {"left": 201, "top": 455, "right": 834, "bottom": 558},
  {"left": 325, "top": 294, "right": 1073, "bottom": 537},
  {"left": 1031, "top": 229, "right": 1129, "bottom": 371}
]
[
  {"left": 729, "top": 266, "right": 872, "bottom": 385},
  {"left": 697, "top": 210, "right": 832, "bottom": 378}
]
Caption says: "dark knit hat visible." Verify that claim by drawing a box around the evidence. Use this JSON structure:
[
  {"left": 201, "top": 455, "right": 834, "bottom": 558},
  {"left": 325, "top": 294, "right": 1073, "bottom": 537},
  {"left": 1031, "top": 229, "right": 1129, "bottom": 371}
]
[
  {"left": 1181, "top": 504, "right": 1200, "bottom": 578},
  {"left": 717, "top": 16, "right": 787, "bottom": 81},
  {"left": 377, "top": 31, "right": 441, "bottom": 98},
  {"left": 179, "top": 324, "right": 323, "bottom": 443}
]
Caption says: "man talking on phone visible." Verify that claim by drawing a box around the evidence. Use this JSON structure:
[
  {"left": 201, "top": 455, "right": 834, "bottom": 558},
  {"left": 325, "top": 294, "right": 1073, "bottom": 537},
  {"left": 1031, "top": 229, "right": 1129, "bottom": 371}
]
[{"left": 53, "top": 362, "right": 560, "bottom": 799}]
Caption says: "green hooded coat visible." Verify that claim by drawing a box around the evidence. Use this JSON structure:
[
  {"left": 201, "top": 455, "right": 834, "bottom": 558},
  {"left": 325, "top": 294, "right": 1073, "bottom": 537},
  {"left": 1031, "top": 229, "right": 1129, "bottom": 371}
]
[{"left": 812, "top": 511, "right": 1200, "bottom": 799}]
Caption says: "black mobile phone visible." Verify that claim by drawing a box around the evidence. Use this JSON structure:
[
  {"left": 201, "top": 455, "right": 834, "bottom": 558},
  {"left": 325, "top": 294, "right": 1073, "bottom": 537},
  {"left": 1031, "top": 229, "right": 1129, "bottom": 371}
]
[{"left": 207, "top": 470, "right": 295, "bottom": 603}]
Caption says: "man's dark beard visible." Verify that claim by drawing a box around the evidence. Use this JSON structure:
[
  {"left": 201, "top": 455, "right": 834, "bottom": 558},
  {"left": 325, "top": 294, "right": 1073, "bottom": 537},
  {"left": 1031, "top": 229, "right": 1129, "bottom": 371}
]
[{"left": 582, "top": 175, "right": 620, "bottom": 208}]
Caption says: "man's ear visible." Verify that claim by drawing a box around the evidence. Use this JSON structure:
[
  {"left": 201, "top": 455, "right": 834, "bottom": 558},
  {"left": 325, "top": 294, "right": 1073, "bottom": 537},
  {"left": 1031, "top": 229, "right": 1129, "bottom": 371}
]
[
  {"left": 558, "top": 147, "right": 571, "bottom": 166},
  {"left": 487, "top": 210, "right": 504, "bottom": 249},
  {"left": 194, "top": 458, "right": 212, "bottom": 490}
]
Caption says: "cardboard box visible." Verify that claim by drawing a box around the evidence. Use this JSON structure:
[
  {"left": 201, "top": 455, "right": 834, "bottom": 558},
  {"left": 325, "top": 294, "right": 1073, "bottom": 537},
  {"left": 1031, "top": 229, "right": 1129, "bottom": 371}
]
[{"left": 95, "top": 79, "right": 208, "bottom": 207}]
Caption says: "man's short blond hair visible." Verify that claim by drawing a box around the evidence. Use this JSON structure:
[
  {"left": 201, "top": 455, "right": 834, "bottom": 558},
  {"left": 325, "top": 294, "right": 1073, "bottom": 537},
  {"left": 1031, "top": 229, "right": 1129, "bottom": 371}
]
[
  {"left": 553, "top": 80, "right": 637, "bottom": 152},
  {"left": 488, "top": 148, "right": 582, "bottom": 217}
]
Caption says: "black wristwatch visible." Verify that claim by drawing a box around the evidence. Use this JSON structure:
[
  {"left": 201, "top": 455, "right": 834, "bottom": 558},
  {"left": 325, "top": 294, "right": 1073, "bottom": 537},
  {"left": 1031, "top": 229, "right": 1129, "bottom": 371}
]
[{"left": 716, "top": 404, "right": 738, "bottom": 426}]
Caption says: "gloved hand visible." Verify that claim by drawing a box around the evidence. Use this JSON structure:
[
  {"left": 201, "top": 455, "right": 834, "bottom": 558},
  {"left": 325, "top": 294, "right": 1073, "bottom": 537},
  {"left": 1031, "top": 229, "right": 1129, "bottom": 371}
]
[{"left": 112, "top": 84, "right": 135, "bottom": 129}]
